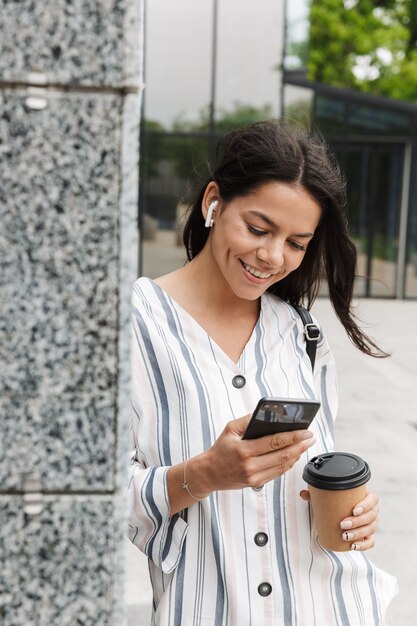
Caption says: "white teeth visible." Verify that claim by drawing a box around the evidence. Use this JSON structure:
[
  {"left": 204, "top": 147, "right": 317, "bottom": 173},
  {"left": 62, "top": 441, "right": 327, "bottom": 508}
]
[{"left": 242, "top": 262, "right": 272, "bottom": 279}]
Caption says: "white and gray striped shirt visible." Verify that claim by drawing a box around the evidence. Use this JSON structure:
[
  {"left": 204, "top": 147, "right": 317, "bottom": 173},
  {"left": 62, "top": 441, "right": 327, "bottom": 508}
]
[{"left": 128, "top": 277, "right": 397, "bottom": 626}]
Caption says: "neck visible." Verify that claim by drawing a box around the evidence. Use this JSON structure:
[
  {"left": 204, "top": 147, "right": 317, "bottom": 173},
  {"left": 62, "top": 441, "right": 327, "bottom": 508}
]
[{"left": 180, "top": 246, "right": 260, "bottom": 319}]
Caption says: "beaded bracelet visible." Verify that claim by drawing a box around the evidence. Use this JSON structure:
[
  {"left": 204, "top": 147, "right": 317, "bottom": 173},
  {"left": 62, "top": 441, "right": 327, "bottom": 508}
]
[{"left": 181, "top": 459, "right": 203, "bottom": 501}]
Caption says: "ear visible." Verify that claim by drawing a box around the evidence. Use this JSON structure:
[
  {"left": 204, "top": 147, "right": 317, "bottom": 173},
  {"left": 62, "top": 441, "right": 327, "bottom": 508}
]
[{"left": 201, "top": 181, "right": 220, "bottom": 225}]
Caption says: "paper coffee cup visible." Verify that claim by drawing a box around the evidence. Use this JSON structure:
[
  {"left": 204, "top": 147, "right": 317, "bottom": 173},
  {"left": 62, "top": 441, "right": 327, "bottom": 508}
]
[{"left": 303, "top": 452, "right": 371, "bottom": 551}]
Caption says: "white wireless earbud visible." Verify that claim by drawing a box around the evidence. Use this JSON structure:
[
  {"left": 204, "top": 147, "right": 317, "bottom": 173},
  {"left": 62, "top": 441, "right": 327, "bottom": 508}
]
[{"left": 204, "top": 200, "right": 218, "bottom": 228}]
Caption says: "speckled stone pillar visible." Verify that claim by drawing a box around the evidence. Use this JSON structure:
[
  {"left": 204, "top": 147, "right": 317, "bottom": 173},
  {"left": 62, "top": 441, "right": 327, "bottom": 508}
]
[{"left": 0, "top": 2, "right": 143, "bottom": 625}]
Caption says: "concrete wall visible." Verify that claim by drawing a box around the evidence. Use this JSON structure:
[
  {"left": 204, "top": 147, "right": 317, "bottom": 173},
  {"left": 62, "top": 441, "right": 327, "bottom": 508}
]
[{"left": 0, "top": 2, "right": 143, "bottom": 624}]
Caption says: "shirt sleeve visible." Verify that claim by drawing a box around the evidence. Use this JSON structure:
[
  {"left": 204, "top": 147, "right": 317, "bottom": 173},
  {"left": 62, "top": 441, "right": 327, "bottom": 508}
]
[
  {"left": 127, "top": 290, "right": 189, "bottom": 574},
  {"left": 127, "top": 443, "right": 189, "bottom": 574}
]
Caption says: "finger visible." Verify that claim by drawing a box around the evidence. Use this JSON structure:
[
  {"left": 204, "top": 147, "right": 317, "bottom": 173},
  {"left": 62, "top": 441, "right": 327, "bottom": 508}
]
[
  {"left": 249, "top": 459, "right": 296, "bottom": 488},
  {"left": 350, "top": 535, "right": 376, "bottom": 551},
  {"left": 247, "top": 429, "right": 315, "bottom": 457},
  {"left": 340, "top": 504, "right": 378, "bottom": 531},
  {"left": 251, "top": 436, "right": 316, "bottom": 476},
  {"left": 351, "top": 491, "right": 379, "bottom": 516},
  {"left": 229, "top": 414, "right": 252, "bottom": 436},
  {"left": 341, "top": 520, "right": 377, "bottom": 543},
  {"left": 299, "top": 489, "right": 311, "bottom": 502},
  {"left": 246, "top": 440, "right": 314, "bottom": 486},
  {"left": 267, "top": 430, "right": 315, "bottom": 453},
  {"left": 340, "top": 491, "right": 379, "bottom": 528}
]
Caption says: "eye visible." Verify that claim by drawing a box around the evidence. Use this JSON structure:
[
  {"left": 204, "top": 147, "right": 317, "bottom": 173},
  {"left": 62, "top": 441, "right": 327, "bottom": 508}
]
[
  {"left": 288, "top": 240, "right": 307, "bottom": 252},
  {"left": 247, "top": 224, "right": 268, "bottom": 237}
]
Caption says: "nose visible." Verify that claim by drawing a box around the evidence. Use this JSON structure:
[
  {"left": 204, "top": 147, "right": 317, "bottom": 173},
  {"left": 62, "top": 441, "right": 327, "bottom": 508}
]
[{"left": 258, "top": 239, "right": 285, "bottom": 268}]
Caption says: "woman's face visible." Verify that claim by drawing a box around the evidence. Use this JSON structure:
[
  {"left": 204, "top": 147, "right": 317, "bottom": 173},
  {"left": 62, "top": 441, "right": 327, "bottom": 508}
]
[{"left": 206, "top": 181, "right": 322, "bottom": 301}]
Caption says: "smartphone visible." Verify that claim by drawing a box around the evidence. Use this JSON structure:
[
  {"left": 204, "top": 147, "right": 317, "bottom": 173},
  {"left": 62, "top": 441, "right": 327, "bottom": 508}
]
[{"left": 242, "top": 397, "right": 321, "bottom": 440}]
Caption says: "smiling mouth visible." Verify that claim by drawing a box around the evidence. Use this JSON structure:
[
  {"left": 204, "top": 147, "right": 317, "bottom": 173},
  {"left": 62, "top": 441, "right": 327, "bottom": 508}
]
[{"left": 240, "top": 260, "right": 273, "bottom": 280}]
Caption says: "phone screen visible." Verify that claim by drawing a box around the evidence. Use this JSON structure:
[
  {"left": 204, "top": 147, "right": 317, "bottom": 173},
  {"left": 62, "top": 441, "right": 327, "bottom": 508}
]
[{"left": 242, "top": 397, "right": 320, "bottom": 440}]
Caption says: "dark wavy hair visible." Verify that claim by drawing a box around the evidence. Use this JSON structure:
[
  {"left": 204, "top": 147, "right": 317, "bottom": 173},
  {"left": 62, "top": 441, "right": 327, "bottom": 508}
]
[{"left": 182, "top": 120, "right": 387, "bottom": 357}]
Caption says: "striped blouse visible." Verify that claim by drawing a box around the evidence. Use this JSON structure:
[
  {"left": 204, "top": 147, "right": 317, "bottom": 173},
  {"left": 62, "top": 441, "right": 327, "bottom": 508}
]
[{"left": 128, "top": 277, "right": 397, "bottom": 626}]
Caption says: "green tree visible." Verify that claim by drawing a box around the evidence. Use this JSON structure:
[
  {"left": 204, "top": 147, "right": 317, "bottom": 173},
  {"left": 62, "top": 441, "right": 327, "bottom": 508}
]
[
  {"left": 283, "top": 99, "right": 312, "bottom": 128},
  {"left": 308, "top": 0, "right": 417, "bottom": 101},
  {"left": 214, "top": 103, "right": 273, "bottom": 133}
]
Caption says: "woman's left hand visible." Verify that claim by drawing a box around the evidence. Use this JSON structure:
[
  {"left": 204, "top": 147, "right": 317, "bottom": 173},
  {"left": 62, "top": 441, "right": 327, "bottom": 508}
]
[{"left": 300, "top": 489, "right": 379, "bottom": 551}]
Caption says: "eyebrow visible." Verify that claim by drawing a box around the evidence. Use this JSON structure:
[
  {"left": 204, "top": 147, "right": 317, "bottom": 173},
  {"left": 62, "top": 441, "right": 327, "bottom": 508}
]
[{"left": 248, "top": 211, "right": 314, "bottom": 238}]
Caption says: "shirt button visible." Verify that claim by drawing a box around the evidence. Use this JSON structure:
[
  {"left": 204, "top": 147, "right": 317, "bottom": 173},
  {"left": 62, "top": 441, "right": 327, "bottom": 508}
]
[
  {"left": 232, "top": 375, "right": 246, "bottom": 388},
  {"left": 258, "top": 582, "right": 272, "bottom": 597},
  {"left": 251, "top": 485, "right": 264, "bottom": 492},
  {"left": 254, "top": 532, "right": 268, "bottom": 547}
]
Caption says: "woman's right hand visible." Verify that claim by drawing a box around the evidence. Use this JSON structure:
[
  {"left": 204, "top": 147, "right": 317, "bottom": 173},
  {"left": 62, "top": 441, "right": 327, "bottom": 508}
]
[
  {"left": 168, "top": 415, "right": 315, "bottom": 515},
  {"left": 198, "top": 414, "right": 316, "bottom": 493}
]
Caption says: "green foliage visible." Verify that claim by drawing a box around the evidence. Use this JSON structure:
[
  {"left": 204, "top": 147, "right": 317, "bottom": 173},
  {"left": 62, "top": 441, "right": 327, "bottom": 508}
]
[
  {"left": 214, "top": 103, "right": 273, "bottom": 133},
  {"left": 171, "top": 103, "right": 274, "bottom": 134},
  {"left": 283, "top": 99, "right": 312, "bottom": 128},
  {"left": 287, "top": 41, "right": 309, "bottom": 68},
  {"left": 352, "top": 234, "right": 397, "bottom": 261},
  {"left": 143, "top": 103, "right": 276, "bottom": 183},
  {"left": 308, "top": 0, "right": 417, "bottom": 102}
]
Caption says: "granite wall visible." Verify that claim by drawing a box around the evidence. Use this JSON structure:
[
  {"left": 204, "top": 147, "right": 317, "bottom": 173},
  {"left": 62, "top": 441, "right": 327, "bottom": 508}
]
[{"left": 0, "top": 2, "right": 143, "bottom": 624}]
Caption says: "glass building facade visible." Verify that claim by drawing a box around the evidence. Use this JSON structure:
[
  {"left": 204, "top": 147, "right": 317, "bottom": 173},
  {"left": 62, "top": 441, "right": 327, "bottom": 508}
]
[
  {"left": 138, "top": 0, "right": 284, "bottom": 279},
  {"left": 139, "top": 0, "right": 417, "bottom": 298},
  {"left": 282, "top": 1, "right": 417, "bottom": 299}
]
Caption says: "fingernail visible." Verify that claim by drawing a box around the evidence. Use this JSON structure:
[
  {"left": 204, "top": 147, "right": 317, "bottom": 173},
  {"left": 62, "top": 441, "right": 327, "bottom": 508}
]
[
  {"left": 301, "top": 431, "right": 314, "bottom": 440},
  {"left": 351, "top": 543, "right": 361, "bottom": 551},
  {"left": 343, "top": 532, "right": 354, "bottom": 541},
  {"left": 353, "top": 507, "right": 364, "bottom": 516},
  {"left": 340, "top": 520, "right": 353, "bottom": 529}
]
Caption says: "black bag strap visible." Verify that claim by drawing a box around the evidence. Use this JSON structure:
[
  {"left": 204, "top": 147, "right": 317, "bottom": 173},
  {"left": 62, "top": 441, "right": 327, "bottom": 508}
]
[{"left": 292, "top": 305, "right": 321, "bottom": 372}]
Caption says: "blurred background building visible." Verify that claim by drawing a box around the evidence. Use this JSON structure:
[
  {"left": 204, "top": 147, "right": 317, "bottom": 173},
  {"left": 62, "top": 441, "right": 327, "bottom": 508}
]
[
  {"left": 139, "top": 0, "right": 417, "bottom": 299},
  {"left": 139, "top": 0, "right": 286, "bottom": 278}
]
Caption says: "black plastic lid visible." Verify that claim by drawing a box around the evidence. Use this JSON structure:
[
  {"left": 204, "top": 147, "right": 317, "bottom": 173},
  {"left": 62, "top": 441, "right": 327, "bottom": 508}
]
[{"left": 302, "top": 452, "right": 371, "bottom": 491}]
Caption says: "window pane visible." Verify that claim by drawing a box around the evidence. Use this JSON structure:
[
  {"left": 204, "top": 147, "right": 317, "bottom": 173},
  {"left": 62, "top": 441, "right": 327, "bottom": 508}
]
[
  {"left": 283, "top": 84, "right": 313, "bottom": 128},
  {"left": 315, "top": 95, "right": 345, "bottom": 137},
  {"left": 405, "top": 157, "right": 417, "bottom": 297},
  {"left": 343, "top": 144, "right": 402, "bottom": 297},
  {"left": 144, "top": 0, "right": 213, "bottom": 129},
  {"left": 215, "top": 0, "right": 283, "bottom": 131},
  {"left": 368, "top": 146, "right": 402, "bottom": 296},
  {"left": 140, "top": 134, "right": 210, "bottom": 279},
  {"left": 344, "top": 148, "right": 367, "bottom": 297},
  {"left": 284, "top": 0, "right": 310, "bottom": 71},
  {"left": 348, "top": 104, "right": 410, "bottom": 137}
]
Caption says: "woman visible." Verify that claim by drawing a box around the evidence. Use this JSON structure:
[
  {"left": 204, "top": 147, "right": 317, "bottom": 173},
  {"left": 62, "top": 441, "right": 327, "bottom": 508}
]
[{"left": 128, "top": 121, "right": 397, "bottom": 625}]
